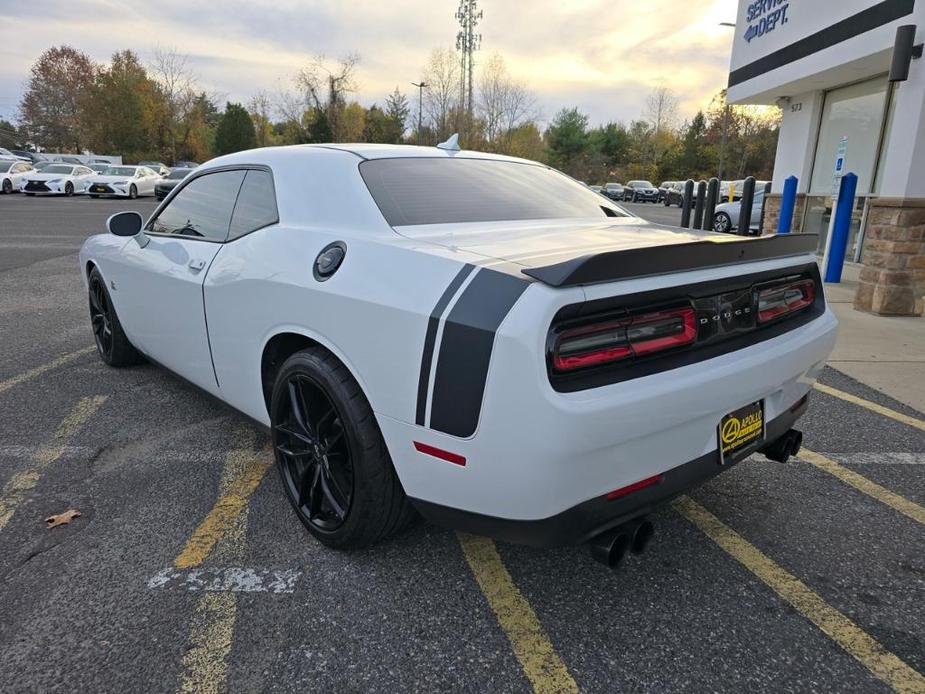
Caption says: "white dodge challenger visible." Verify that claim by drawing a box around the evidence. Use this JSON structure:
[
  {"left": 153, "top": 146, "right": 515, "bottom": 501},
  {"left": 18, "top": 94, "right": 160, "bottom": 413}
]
[{"left": 79, "top": 142, "right": 837, "bottom": 565}]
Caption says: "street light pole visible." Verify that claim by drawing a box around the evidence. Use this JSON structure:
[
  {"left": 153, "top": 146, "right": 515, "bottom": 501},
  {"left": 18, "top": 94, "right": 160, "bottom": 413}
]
[
  {"left": 411, "top": 81, "right": 427, "bottom": 145},
  {"left": 718, "top": 22, "right": 735, "bottom": 183}
]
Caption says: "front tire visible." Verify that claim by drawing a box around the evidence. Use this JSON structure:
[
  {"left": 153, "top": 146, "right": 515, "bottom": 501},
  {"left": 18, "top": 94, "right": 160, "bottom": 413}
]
[
  {"left": 713, "top": 211, "right": 733, "bottom": 233},
  {"left": 64, "top": 182, "right": 74, "bottom": 196},
  {"left": 271, "top": 348, "right": 414, "bottom": 549},
  {"left": 1, "top": 179, "right": 11, "bottom": 194},
  {"left": 129, "top": 184, "right": 137, "bottom": 199},
  {"left": 88, "top": 268, "right": 144, "bottom": 367}
]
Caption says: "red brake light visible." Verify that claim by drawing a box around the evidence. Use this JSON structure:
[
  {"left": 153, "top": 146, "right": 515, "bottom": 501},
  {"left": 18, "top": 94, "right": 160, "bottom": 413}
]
[
  {"left": 757, "top": 279, "right": 815, "bottom": 323},
  {"left": 554, "top": 307, "right": 696, "bottom": 372}
]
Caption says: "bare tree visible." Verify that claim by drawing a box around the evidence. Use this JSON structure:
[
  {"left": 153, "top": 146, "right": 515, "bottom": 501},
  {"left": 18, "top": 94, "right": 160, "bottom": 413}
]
[
  {"left": 149, "top": 46, "right": 198, "bottom": 161},
  {"left": 294, "top": 53, "right": 360, "bottom": 141},
  {"left": 248, "top": 91, "right": 275, "bottom": 147},
  {"left": 643, "top": 84, "right": 679, "bottom": 135},
  {"left": 477, "top": 53, "right": 537, "bottom": 149},
  {"left": 421, "top": 48, "right": 459, "bottom": 141}
]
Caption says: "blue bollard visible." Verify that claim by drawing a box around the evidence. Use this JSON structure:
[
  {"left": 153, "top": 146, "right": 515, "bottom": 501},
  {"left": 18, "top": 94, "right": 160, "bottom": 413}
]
[
  {"left": 777, "top": 175, "right": 798, "bottom": 234},
  {"left": 824, "top": 173, "right": 858, "bottom": 283}
]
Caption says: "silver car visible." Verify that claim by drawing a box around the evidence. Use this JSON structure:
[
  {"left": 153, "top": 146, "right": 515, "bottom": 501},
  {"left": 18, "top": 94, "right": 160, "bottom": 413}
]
[{"left": 713, "top": 188, "right": 766, "bottom": 234}]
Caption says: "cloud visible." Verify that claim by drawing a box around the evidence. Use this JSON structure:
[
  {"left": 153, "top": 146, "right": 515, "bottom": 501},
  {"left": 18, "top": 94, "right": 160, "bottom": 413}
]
[{"left": 0, "top": 0, "right": 737, "bottom": 125}]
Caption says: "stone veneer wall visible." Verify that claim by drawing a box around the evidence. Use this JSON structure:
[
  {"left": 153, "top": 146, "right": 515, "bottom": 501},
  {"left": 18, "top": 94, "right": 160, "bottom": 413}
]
[
  {"left": 854, "top": 197, "right": 925, "bottom": 316},
  {"left": 761, "top": 193, "right": 807, "bottom": 235}
]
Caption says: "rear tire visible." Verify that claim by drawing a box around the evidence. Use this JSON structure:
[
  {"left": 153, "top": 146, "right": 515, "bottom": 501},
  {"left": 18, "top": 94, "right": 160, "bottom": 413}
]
[
  {"left": 1, "top": 179, "right": 11, "bottom": 194},
  {"left": 271, "top": 348, "right": 415, "bottom": 549},
  {"left": 65, "top": 182, "right": 74, "bottom": 196},
  {"left": 88, "top": 268, "right": 144, "bottom": 367},
  {"left": 129, "top": 184, "right": 137, "bottom": 199}
]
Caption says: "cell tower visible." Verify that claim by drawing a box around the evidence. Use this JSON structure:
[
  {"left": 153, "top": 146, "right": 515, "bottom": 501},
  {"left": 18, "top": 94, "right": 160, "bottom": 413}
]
[{"left": 455, "top": 0, "right": 482, "bottom": 136}]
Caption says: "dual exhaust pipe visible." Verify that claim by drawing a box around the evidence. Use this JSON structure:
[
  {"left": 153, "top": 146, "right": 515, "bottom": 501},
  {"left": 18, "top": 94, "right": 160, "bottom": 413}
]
[
  {"left": 589, "top": 518, "right": 654, "bottom": 569},
  {"left": 589, "top": 428, "right": 804, "bottom": 568},
  {"left": 762, "top": 428, "right": 803, "bottom": 464}
]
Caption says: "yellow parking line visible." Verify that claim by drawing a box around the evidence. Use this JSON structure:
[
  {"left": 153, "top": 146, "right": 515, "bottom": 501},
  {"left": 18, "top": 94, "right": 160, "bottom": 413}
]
[
  {"left": 458, "top": 533, "right": 579, "bottom": 694},
  {"left": 800, "top": 448, "right": 925, "bottom": 526},
  {"left": 0, "top": 395, "right": 107, "bottom": 531},
  {"left": 674, "top": 496, "right": 925, "bottom": 694},
  {"left": 178, "top": 592, "right": 238, "bottom": 694},
  {"left": 174, "top": 426, "right": 269, "bottom": 694},
  {"left": 813, "top": 383, "right": 925, "bottom": 432},
  {"left": 173, "top": 433, "right": 271, "bottom": 569},
  {"left": 0, "top": 346, "right": 96, "bottom": 396}
]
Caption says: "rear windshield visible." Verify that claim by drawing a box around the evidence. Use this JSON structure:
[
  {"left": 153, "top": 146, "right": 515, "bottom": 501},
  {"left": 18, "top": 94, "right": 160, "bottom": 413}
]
[
  {"left": 168, "top": 168, "right": 191, "bottom": 179},
  {"left": 360, "top": 158, "right": 627, "bottom": 226}
]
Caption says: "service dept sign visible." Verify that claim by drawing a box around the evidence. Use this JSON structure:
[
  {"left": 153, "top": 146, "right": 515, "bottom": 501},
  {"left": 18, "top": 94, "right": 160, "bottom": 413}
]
[{"left": 744, "top": 0, "right": 791, "bottom": 43}]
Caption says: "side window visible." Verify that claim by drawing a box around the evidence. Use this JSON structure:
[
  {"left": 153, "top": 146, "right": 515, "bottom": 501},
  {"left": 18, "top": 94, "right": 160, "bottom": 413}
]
[
  {"left": 228, "top": 169, "right": 279, "bottom": 240},
  {"left": 148, "top": 170, "right": 246, "bottom": 242}
]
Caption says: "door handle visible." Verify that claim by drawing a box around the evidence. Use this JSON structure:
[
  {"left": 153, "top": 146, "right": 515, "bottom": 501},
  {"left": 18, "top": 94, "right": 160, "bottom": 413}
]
[{"left": 188, "top": 258, "right": 206, "bottom": 271}]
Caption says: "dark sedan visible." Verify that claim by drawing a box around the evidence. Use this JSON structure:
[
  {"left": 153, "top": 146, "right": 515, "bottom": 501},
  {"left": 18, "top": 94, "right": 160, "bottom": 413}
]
[
  {"left": 154, "top": 167, "right": 194, "bottom": 200},
  {"left": 622, "top": 180, "right": 659, "bottom": 203}
]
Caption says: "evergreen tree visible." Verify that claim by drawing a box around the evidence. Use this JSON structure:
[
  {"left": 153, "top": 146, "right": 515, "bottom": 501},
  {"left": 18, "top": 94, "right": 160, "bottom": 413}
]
[
  {"left": 544, "top": 108, "right": 589, "bottom": 170},
  {"left": 384, "top": 87, "right": 410, "bottom": 143},
  {"left": 213, "top": 102, "right": 257, "bottom": 155}
]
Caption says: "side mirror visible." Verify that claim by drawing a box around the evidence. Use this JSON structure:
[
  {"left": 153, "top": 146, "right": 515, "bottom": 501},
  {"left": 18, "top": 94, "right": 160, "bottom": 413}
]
[{"left": 107, "top": 211, "right": 144, "bottom": 237}]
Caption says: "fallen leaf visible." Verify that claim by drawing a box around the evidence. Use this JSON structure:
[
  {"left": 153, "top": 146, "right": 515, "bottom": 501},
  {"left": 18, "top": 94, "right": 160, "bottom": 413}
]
[{"left": 45, "top": 509, "right": 81, "bottom": 528}]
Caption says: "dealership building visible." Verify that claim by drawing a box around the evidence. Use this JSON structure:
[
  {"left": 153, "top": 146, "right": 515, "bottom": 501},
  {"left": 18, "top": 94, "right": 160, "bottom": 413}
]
[{"left": 729, "top": 0, "right": 925, "bottom": 315}]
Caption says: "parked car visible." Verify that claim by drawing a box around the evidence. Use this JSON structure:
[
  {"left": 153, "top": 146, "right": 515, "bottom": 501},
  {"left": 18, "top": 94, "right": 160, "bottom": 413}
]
[
  {"left": 22, "top": 164, "right": 94, "bottom": 196},
  {"left": 623, "top": 180, "right": 660, "bottom": 203},
  {"left": 86, "top": 166, "right": 161, "bottom": 199},
  {"left": 0, "top": 160, "right": 34, "bottom": 193},
  {"left": 0, "top": 147, "right": 29, "bottom": 161},
  {"left": 664, "top": 181, "right": 697, "bottom": 208},
  {"left": 712, "top": 188, "right": 767, "bottom": 234},
  {"left": 155, "top": 167, "right": 194, "bottom": 200},
  {"left": 79, "top": 142, "right": 835, "bottom": 560},
  {"left": 10, "top": 150, "right": 44, "bottom": 164},
  {"left": 174, "top": 160, "right": 200, "bottom": 169},
  {"left": 658, "top": 181, "right": 675, "bottom": 203},
  {"left": 139, "top": 160, "right": 170, "bottom": 176},
  {"left": 601, "top": 182, "right": 624, "bottom": 200}
]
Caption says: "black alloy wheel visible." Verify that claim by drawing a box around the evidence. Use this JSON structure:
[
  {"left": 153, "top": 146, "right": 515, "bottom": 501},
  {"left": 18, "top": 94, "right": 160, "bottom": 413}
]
[
  {"left": 129, "top": 184, "right": 137, "bottom": 199},
  {"left": 89, "top": 273, "right": 114, "bottom": 360},
  {"left": 87, "top": 267, "right": 144, "bottom": 367},
  {"left": 65, "top": 182, "right": 74, "bottom": 196},
  {"left": 270, "top": 348, "right": 415, "bottom": 548},
  {"left": 1, "top": 179, "right": 11, "bottom": 194},
  {"left": 275, "top": 374, "right": 354, "bottom": 532}
]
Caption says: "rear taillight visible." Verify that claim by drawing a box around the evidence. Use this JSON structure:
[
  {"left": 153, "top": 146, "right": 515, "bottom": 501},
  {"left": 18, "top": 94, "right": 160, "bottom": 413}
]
[
  {"left": 553, "top": 307, "right": 696, "bottom": 371},
  {"left": 757, "top": 279, "right": 815, "bottom": 323}
]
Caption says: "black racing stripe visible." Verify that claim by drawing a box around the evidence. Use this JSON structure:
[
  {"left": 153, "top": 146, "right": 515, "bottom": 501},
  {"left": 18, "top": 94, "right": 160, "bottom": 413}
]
[
  {"left": 429, "top": 270, "right": 530, "bottom": 438},
  {"left": 415, "top": 264, "right": 476, "bottom": 426},
  {"left": 728, "top": 0, "right": 915, "bottom": 88}
]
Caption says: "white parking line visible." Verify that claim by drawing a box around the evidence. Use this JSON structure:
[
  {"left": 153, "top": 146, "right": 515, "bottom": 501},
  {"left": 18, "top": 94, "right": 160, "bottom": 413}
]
[{"left": 148, "top": 567, "right": 301, "bottom": 594}]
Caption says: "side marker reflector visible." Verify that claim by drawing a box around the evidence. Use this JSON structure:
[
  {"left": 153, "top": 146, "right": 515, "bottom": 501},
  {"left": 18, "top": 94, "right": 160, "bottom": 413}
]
[
  {"left": 606, "top": 473, "right": 663, "bottom": 500},
  {"left": 413, "top": 441, "right": 467, "bottom": 467}
]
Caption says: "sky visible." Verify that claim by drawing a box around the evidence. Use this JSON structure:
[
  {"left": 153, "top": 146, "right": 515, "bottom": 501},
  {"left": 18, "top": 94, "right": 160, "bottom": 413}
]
[{"left": 0, "top": 0, "right": 738, "bottom": 128}]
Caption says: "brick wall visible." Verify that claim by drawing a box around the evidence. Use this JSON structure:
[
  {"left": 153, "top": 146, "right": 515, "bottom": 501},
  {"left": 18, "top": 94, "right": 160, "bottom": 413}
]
[
  {"left": 761, "top": 193, "right": 807, "bottom": 235},
  {"left": 854, "top": 198, "right": 925, "bottom": 316}
]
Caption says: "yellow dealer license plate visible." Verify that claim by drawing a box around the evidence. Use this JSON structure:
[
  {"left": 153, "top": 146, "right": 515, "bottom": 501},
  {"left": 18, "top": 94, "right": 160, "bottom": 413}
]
[{"left": 718, "top": 400, "right": 764, "bottom": 463}]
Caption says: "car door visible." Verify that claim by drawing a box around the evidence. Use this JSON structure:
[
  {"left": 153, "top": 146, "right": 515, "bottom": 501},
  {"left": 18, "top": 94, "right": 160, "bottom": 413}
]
[{"left": 112, "top": 168, "right": 246, "bottom": 392}]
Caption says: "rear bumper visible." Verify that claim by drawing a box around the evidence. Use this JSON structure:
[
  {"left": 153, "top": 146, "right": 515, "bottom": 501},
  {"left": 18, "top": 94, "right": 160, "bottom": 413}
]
[{"left": 412, "top": 398, "right": 807, "bottom": 547}]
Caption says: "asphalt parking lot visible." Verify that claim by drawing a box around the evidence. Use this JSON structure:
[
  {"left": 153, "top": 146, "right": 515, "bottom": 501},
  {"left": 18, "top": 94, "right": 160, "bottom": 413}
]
[{"left": 1, "top": 195, "right": 924, "bottom": 693}]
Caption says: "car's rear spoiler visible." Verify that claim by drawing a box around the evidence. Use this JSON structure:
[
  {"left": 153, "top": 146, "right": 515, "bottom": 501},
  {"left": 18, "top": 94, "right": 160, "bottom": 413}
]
[{"left": 521, "top": 233, "right": 819, "bottom": 287}]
